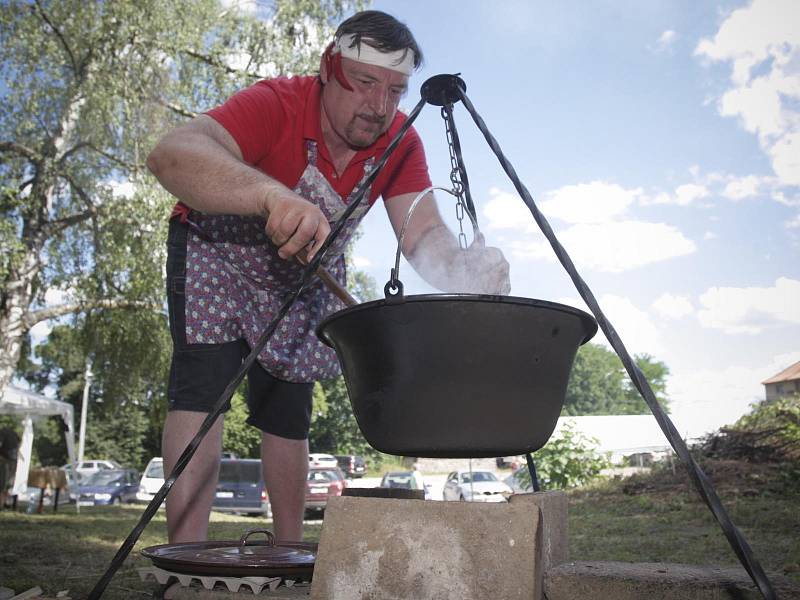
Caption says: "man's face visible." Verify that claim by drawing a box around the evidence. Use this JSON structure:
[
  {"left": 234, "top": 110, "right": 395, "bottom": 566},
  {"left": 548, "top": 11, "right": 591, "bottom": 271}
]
[{"left": 321, "top": 57, "right": 409, "bottom": 149}]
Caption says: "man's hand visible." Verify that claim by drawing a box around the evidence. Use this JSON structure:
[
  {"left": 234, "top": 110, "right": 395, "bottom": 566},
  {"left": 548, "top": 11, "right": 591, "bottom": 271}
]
[
  {"left": 458, "top": 233, "right": 511, "bottom": 295},
  {"left": 263, "top": 189, "right": 330, "bottom": 260}
]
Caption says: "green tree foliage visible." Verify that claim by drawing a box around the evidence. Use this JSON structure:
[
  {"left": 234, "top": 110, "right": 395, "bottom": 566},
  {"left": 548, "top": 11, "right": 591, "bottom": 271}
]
[
  {"left": 623, "top": 353, "right": 670, "bottom": 413},
  {"left": 19, "top": 309, "right": 171, "bottom": 468},
  {"left": 222, "top": 390, "right": 262, "bottom": 459},
  {"left": 2, "top": 0, "right": 358, "bottom": 466},
  {"left": 0, "top": 0, "right": 356, "bottom": 368},
  {"left": 515, "top": 422, "right": 612, "bottom": 489},
  {"left": 309, "top": 377, "right": 383, "bottom": 463},
  {"left": 564, "top": 343, "right": 670, "bottom": 415}
]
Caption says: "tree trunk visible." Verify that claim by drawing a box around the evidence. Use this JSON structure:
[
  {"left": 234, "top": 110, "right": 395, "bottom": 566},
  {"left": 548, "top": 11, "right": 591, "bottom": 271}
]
[
  {"left": 0, "top": 224, "right": 44, "bottom": 397},
  {"left": 0, "top": 81, "right": 86, "bottom": 399}
]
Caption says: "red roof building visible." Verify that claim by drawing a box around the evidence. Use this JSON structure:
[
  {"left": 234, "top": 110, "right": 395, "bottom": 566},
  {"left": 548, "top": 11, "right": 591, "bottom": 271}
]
[{"left": 761, "top": 360, "right": 800, "bottom": 400}]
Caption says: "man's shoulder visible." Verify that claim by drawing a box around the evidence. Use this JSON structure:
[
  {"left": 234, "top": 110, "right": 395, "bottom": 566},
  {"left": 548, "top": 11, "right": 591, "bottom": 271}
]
[{"left": 254, "top": 75, "right": 317, "bottom": 104}]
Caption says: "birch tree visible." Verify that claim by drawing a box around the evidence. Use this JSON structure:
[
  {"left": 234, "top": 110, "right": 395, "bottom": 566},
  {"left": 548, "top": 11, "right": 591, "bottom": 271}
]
[{"left": 0, "top": 0, "right": 354, "bottom": 398}]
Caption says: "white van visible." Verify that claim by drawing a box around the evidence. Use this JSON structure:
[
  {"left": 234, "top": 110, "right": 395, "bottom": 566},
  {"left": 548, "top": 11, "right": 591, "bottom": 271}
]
[
  {"left": 61, "top": 459, "right": 122, "bottom": 483},
  {"left": 136, "top": 457, "right": 164, "bottom": 503}
]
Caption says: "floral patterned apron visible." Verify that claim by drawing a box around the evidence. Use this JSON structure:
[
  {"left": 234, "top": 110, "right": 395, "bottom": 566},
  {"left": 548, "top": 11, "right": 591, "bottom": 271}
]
[{"left": 183, "top": 141, "right": 372, "bottom": 382}]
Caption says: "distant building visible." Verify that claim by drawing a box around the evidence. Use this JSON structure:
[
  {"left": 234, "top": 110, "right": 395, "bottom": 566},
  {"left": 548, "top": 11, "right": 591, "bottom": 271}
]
[{"left": 762, "top": 360, "right": 800, "bottom": 400}]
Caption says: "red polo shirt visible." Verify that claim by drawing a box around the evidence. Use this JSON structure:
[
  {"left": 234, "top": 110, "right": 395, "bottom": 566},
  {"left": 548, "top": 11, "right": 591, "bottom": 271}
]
[{"left": 171, "top": 75, "right": 431, "bottom": 221}]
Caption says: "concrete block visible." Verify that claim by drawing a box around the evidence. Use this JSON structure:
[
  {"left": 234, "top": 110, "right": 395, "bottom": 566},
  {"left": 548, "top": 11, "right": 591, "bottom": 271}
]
[
  {"left": 310, "top": 496, "right": 541, "bottom": 600},
  {"left": 509, "top": 491, "right": 568, "bottom": 571},
  {"left": 545, "top": 561, "right": 800, "bottom": 600}
]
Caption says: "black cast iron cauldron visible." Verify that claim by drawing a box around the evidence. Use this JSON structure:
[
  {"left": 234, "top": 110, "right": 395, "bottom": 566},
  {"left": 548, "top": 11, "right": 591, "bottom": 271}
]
[{"left": 316, "top": 293, "right": 597, "bottom": 458}]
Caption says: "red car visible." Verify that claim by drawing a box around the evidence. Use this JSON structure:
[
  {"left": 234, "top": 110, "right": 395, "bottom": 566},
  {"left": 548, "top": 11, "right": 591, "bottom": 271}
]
[{"left": 305, "top": 467, "right": 346, "bottom": 515}]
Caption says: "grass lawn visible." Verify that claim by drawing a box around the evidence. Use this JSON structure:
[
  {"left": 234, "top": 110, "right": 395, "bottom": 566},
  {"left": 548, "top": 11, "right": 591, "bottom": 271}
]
[
  {"left": 1, "top": 459, "right": 797, "bottom": 599},
  {"left": 569, "top": 476, "right": 800, "bottom": 574},
  {"left": 0, "top": 508, "right": 323, "bottom": 599}
]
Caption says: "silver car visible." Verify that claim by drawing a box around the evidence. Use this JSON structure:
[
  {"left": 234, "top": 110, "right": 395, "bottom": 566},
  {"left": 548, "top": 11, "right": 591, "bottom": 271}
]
[{"left": 442, "top": 470, "right": 512, "bottom": 502}]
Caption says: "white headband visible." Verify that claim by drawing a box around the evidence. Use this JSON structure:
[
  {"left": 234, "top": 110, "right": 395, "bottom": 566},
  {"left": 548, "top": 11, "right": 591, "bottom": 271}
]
[{"left": 334, "top": 33, "right": 415, "bottom": 75}]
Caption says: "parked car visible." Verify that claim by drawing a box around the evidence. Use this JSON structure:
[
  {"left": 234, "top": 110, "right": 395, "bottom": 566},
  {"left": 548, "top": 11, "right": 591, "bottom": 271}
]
[
  {"left": 212, "top": 458, "right": 271, "bottom": 517},
  {"left": 76, "top": 468, "right": 140, "bottom": 506},
  {"left": 442, "top": 470, "right": 512, "bottom": 503},
  {"left": 309, "top": 453, "right": 338, "bottom": 469},
  {"left": 380, "top": 470, "right": 430, "bottom": 499},
  {"left": 503, "top": 469, "right": 533, "bottom": 494},
  {"left": 335, "top": 454, "right": 367, "bottom": 478},
  {"left": 61, "top": 459, "right": 122, "bottom": 483},
  {"left": 305, "top": 467, "right": 346, "bottom": 515},
  {"left": 136, "top": 457, "right": 164, "bottom": 503}
]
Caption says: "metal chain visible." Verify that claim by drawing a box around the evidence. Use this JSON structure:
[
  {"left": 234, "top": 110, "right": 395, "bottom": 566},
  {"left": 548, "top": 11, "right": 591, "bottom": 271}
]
[{"left": 442, "top": 104, "right": 469, "bottom": 250}]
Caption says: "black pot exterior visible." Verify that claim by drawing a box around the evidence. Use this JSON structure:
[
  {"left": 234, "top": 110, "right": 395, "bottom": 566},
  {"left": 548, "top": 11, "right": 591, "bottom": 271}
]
[{"left": 317, "top": 294, "right": 597, "bottom": 458}]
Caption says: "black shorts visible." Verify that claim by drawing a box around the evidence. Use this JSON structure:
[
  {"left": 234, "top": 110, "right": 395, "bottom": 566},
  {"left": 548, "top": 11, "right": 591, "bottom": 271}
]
[{"left": 166, "top": 219, "right": 313, "bottom": 440}]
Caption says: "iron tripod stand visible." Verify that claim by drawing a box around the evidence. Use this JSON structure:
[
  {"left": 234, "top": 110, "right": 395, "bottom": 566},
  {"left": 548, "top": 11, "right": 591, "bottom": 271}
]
[{"left": 88, "top": 73, "right": 777, "bottom": 600}]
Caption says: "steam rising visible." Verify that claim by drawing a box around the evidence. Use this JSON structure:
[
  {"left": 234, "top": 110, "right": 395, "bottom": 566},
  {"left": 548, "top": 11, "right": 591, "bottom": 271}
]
[{"left": 397, "top": 188, "right": 511, "bottom": 296}]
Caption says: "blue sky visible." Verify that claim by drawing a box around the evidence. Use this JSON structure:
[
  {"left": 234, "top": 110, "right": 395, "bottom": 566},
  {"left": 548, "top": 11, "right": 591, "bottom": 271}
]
[{"left": 353, "top": 0, "right": 800, "bottom": 436}]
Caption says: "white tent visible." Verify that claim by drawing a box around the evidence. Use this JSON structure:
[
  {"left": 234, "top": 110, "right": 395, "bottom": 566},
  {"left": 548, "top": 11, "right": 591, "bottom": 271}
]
[
  {"left": 0, "top": 386, "right": 77, "bottom": 497},
  {"left": 553, "top": 414, "right": 697, "bottom": 463}
]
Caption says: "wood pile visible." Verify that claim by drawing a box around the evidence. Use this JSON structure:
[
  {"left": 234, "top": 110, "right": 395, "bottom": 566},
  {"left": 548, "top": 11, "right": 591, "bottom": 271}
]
[{"left": 697, "top": 424, "right": 799, "bottom": 462}]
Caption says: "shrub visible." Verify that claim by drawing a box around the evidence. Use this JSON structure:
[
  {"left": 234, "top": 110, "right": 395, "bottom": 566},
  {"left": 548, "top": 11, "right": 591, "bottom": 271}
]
[{"left": 515, "top": 422, "right": 612, "bottom": 489}]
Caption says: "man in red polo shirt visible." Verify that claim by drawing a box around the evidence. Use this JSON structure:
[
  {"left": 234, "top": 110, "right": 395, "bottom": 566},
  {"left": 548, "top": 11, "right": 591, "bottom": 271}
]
[{"left": 147, "top": 10, "right": 509, "bottom": 543}]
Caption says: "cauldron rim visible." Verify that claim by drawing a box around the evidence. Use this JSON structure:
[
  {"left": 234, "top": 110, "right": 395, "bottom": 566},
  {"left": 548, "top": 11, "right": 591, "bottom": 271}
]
[{"left": 317, "top": 293, "right": 598, "bottom": 346}]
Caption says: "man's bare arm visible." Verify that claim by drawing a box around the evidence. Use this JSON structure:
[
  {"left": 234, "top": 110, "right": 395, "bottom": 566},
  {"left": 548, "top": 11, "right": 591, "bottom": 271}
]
[{"left": 146, "top": 115, "right": 329, "bottom": 259}]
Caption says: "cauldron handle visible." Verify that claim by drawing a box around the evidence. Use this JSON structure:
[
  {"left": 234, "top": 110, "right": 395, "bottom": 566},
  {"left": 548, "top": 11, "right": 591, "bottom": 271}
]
[{"left": 386, "top": 185, "right": 458, "bottom": 300}]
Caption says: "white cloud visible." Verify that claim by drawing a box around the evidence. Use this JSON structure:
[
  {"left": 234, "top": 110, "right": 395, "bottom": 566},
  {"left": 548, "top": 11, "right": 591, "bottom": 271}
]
[
  {"left": 786, "top": 213, "right": 800, "bottom": 228},
  {"left": 772, "top": 191, "right": 800, "bottom": 207},
  {"left": 650, "top": 169, "right": 787, "bottom": 206},
  {"left": 487, "top": 184, "right": 696, "bottom": 273},
  {"left": 351, "top": 255, "right": 372, "bottom": 268},
  {"left": 695, "top": 0, "right": 800, "bottom": 187},
  {"left": 600, "top": 294, "right": 663, "bottom": 354},
  {"left": 511, "top": 221, "right": 696, "bottom": 273},
  {"left": 483, "top": 187, "right": 538, "bottom": 233},
  {"left": 652, "top": 294, "right": 694, "bottom": 320},
  {"left": 669, "top": 350, "right": 800, "bottom": 437},
  {"left": 539, "top": 181, "right": 641, "bottom": 224},
  {"left": 561, "top": 294, "right": 663, "bottom": 355},
  {"left": 721, "top": 174, "right": 764, "bottom": 200},
  {"left": 697, "top": 277, "right": 800, "bottom": 334},
  {"left": 674, "top": 183, "right": 711, "bottom": 206},
  {"left": 654, "top": 29, "right": 677, "bottom": 53},
  {"left": 485, "top": 182, "right": 641, "bottom": 229},
  {"left": 648, "top": 183, "right": 710, "bottom": 206},
  {"left": 703, "top": 231, "right": 718, "bottom": 240},
  {"left": 768, "top": 130, "right": 800, "bottom": 186}
]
